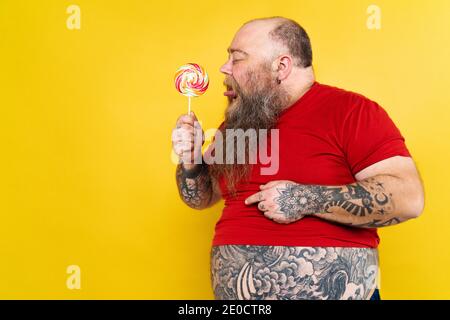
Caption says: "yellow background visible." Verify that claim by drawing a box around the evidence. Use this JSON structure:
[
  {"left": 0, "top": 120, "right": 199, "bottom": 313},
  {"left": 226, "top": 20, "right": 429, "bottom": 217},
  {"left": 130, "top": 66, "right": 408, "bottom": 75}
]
[{"left": 1, "top": 0, "right": 449, "bottom": 299}]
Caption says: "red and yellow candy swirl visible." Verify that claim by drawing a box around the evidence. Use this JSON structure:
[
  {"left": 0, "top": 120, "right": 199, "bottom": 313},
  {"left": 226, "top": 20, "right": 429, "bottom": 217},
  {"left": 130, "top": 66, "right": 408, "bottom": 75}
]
[{"left": 174, "top": 63, "right": 209, "bottom": 97}]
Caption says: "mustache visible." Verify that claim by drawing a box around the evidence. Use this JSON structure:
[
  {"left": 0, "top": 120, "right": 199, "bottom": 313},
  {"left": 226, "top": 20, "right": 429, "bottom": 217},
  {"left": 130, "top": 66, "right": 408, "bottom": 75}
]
[{"left": 223, "top": 77, "right": 239, "bottom": 91}]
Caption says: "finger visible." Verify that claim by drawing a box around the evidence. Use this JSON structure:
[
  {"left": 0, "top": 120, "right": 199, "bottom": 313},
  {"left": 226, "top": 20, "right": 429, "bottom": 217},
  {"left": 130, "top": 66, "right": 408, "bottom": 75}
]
[
  {"left": 181, "top": 142, "right": 194, "bottom": 151},
  {"left": 173, "top": 140, "right": 193, "bottom": 151},
  {"left": 172, "top": 128, "right": 193, "bottom": 140},
  {"left": 180, "top": 142, "right": 195, "bottom": 152},
  {"left": 192, "top": 123, "right": 204, "bottom": 145},
  {"left": 174, "top": 141, "right": 194, "bottom": 153},
  {"left": 176, "top": 115, "right": 190, "bottom": 127},
  {"left": 260, "top": 181, "right": 280, "bottom": 190},
  {"left": 186, "top": 112, "right": 200, "bottom": 128},
  {"left": 257, "top": 201, "right": 269, "bottom": 212},
  {"left": 173, "top": 134, "right": 194, "bottom": 145},
  {"left": 190, "top": 111, "right": 199, "bottom": 122},
  {"left": 176, "top": 137, "right": 194, "bottom": 146},
  {"left": 176, "top": 114, "right": 195, "bottom": 127},
  {"left": 263, "top": 212, "right": 290, "bottom": 224},
  {"left": 173, "top": 125, "right": 194, "bottom": 140},
  {"left": 178, "top": 123, "right": 195, "bottom": 132},
  {"left": 270, "top": 212, "right": 303, "bottom": 224},
  {"left": 263, "top": 211, "right": 276, "bottom": 220},
  {"left": 244, "top": 191, "right": 264, "bottom": 205},
  {"left": 176, "top": 131, "right": 195, "bottom": 142}
]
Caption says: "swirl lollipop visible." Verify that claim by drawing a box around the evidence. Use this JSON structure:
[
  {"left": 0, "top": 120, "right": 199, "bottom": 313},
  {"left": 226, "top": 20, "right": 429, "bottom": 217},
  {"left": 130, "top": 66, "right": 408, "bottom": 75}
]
[{"left": 174, "top": 63, "right": 209, "bottom": 114}]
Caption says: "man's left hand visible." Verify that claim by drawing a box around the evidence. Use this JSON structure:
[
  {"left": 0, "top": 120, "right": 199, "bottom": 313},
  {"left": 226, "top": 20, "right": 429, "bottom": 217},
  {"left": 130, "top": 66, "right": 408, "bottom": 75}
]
[{"left": 244, "top": 180, "right": 306, "bottom": 224}]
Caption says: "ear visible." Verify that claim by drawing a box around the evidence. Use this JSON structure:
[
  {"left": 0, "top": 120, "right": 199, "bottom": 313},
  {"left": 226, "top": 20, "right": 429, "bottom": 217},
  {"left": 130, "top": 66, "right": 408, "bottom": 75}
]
[{"left": 273, "top": 54, "right": 293, "bottom": 82}]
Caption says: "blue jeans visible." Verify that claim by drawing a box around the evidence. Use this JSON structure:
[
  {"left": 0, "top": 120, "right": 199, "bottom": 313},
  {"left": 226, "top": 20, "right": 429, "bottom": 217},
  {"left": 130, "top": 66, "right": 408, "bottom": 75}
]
[{"left": 370, "top": 289, "right": 381, "bottom": 300}]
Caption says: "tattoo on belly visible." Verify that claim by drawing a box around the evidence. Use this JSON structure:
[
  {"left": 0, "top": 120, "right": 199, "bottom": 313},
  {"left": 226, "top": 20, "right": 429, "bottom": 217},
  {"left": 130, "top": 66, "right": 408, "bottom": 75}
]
[{"left": 210, "top": 246, "right": 378, "bottom": 300}]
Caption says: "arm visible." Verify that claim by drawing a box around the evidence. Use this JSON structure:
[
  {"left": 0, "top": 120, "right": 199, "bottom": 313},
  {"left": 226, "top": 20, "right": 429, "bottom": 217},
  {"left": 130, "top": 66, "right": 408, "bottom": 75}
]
[
  {"left": 176, "top": 162, "right": 222, "bottom": 210},
  {"left": 245, "top": 156, "right": 425, "bottom": 228},
  {"left": 172, "top": 112, "right": 222, "bottom": 210},
  {"left": 311, "top": 156, "right": 424, "bottom": 227}
]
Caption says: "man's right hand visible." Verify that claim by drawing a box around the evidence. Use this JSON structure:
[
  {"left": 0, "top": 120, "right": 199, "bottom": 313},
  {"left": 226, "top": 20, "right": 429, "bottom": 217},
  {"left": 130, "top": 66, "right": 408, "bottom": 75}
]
[{"left": 172, "top": 112, "right": 204, "bottom": 170}]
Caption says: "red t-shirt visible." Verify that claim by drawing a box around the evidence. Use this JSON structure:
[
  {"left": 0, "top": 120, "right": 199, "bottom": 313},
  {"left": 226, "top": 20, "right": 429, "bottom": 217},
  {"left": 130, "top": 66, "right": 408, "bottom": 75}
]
[{"left": 211, "top": 81, "right": 411, "bottom": 248}]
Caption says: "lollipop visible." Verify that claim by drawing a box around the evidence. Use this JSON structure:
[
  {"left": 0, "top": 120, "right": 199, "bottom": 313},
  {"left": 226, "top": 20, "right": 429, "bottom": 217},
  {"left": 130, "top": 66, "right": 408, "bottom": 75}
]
[{"left": 174, "top": 63, "right": 209, "bottom": 114}]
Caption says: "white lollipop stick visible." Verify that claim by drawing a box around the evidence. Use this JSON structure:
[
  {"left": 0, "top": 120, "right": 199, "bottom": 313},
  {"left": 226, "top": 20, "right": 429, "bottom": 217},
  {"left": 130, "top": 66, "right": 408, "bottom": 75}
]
[{"left": 188, "top": 96, "right": 191, "bottom": 115}]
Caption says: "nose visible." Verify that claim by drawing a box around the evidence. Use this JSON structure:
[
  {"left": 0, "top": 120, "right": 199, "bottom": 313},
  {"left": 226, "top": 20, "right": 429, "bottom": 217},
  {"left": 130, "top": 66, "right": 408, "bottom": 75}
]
[{"left": 220, "top": 58, "right": 232, "bottom": 75}]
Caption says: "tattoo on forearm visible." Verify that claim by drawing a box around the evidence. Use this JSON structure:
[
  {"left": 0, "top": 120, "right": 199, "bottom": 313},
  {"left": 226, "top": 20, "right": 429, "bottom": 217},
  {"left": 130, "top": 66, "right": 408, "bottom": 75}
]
[
  {"left": 273, "top": 178, "right": 398, "bottom": 226},
  {"left": 211, "top": 245, "right": 379, "bottom": 300},
  {"left": 176, "top": 163, "right": 213, "bottom": 209},
  {"left": 345, "top": 217, "right": 403, "bottom": 228}
]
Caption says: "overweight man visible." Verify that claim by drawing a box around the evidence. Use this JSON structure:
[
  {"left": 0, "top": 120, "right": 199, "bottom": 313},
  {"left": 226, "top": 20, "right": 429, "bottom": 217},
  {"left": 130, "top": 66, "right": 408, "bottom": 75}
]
[{"left": 172, "top": 16, "right": 424, "bottom": 300}]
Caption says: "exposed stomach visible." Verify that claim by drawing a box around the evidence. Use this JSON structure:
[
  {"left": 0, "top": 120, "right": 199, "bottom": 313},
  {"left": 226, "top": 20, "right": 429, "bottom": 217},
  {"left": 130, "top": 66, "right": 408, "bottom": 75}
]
[{"left": 210, "top": 245, "right": 378, "bottom": 300}]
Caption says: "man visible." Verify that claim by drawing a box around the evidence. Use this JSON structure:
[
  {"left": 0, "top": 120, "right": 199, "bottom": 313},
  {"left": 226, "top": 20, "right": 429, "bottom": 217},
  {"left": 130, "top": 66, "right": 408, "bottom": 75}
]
[{"left": 172, "top": 17, "right": 424, "bottom": 300}]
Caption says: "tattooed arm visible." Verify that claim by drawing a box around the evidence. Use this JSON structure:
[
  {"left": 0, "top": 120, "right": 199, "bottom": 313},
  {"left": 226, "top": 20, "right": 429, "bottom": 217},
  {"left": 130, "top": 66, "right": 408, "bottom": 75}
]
[
  {"left": 176, "top": 162, "right": 222, "bottom": 210},
  {"left": 245, "top": 156, "right": 424, "bottom": 228},
  {"left": 172, "top": 112, "right": 222, "bottom": 210}
]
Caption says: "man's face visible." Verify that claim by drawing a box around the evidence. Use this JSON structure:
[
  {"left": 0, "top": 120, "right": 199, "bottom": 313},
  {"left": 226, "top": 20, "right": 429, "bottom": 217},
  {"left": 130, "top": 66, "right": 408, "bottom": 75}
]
[
  {"left": 219, "top": 21, "right": 290, "bottom": 131},
  {"left": 220, "top": 21, "right": 280, "bottom": 110}
]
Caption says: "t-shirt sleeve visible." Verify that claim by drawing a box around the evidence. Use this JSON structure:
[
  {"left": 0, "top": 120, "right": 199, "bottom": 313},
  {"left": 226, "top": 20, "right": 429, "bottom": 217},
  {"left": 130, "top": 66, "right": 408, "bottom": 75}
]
[{"left": 341, "top": 94, "right": 411, "bottom": 176}]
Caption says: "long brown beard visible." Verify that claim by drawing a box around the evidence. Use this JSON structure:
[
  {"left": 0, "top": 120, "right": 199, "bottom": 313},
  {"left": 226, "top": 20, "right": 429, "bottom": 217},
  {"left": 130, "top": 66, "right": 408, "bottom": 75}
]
[{"left": 208, "top": 66, "right": 290, "bottom": 197}]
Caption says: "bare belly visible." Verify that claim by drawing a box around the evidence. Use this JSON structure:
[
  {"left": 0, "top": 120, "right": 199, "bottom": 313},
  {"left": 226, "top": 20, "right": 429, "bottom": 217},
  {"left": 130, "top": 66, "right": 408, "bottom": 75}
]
[{"left": 210, "top": 245, "right": 379, "bottom": 300}]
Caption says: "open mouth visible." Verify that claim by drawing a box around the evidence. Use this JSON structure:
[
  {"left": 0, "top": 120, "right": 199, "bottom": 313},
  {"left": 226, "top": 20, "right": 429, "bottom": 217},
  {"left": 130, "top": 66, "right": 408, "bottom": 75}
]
[{"left": 224, "top": 86, "right": 238, "bottom": 102}]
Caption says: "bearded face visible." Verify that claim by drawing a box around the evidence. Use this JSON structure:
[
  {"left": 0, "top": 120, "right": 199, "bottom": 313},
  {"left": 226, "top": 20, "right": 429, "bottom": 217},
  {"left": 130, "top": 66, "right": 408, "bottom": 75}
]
[{"left": 208, "top": 61, "right": 291, "bottom": 196}]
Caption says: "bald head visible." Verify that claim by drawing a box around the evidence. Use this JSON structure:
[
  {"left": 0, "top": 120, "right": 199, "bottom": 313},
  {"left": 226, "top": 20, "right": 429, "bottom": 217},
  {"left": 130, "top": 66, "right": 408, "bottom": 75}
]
[{"left": 235, "top": 17, "right": 313, "bottom": 68}]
